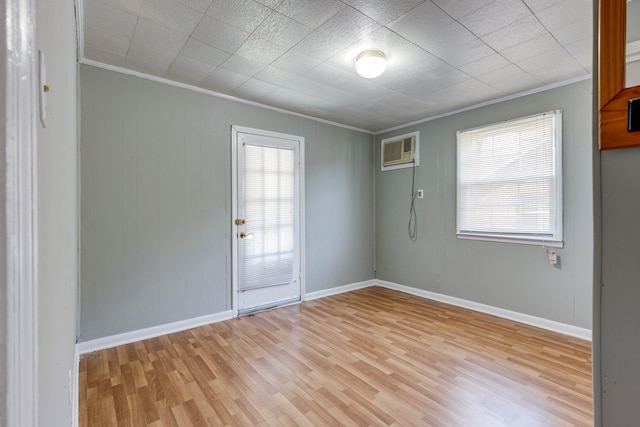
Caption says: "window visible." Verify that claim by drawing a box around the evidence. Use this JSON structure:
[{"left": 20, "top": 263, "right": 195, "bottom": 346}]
[{"left": 456, "top": 110, "right": 562, "bottom": 247}]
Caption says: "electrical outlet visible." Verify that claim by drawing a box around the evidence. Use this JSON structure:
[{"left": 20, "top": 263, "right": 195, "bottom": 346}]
[
  {"left": 548, "top": 249, "right": 557, "bottom": 265},
  {"left": 417, "top": 189, "right": 424, "bottom": 198}
]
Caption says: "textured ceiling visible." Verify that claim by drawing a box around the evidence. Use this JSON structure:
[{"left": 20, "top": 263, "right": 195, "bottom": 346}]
[{"left": 79, "top": 0, "right": 593, "bottom": 132}]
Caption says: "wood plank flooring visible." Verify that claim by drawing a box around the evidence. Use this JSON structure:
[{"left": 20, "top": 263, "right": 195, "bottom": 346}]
[{"left": 79, "top": 286, "right": 592, "bottom": 426}]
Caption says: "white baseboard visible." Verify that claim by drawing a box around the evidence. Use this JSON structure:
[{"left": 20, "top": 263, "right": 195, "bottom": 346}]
[
  {"left": 74, "top": 279, "right": 591, "bottom": 356},
  {"left": 76, "top": 310, "right": 234, "bottom": 355},
  {"left": 304, "top": 279, "right": 375, "bottom": 301},
  {"left": 72, "top": 347, "right": 79, "bottom": 427},
  {"left": 374, "top": 280, "right": 592, "bottom": 341}
]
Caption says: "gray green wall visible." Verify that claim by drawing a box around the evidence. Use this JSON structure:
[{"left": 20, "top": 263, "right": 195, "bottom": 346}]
[
  {"left": 375, "top": 79, "right": 593, "bottom": 329},
  {"left": 36, "top": 0, "right": 78, "bottom": 425},
  {"left": 628, "top": 0, "right": 640, "bottom": 43},
  {"left": 600, "top": 147, "right": 640, "bottom": 425},
  {"left": 78, "top": 65, "right": 374, "bottom": 341}
]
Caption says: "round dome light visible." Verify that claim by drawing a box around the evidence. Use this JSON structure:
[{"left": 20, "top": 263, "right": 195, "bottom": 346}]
[{"left": 355, "top": 50, "right": 387, "bottom": 79}]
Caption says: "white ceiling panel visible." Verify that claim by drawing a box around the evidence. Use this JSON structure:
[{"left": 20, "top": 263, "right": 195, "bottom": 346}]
[
  {"left": 84, "top": 46, "right": 127, "bottom": 67},
  {"left": 131, "top": 19, "right": 189, "bottom": 53},
  {"left": 302, "top": 62, "right": 358, "bottom": 87},
  {"left": 180, "top": 38, "right": 230, "bottom": 66},
  {"left": 459, "top": 0, "right": 531, "bottom": 37},
  {"left": 124, "top": 56, "right": 171, "bottom": 76},
  {"left": 371, "top": 92, "right": 433, "bottom": 114},
  {"left": 139, "top": 0, "right": 203, "bottom": 35},
  {"left": 316, "top": 6, "right": 381, "bottom": 39},
  {"left": 552, "top": 17, "right": 592, "bottom": 46},
  {"left": 481, "top": 15, "right": 547, "bottom": 52},
  {"left": 394, "top": 20, "right": 477, "bottom": 61},
  {"left": 204, "top": 0, "right": 272, "bottom": 33},
  {"left": 175, "top": 0, "right": 212, "bottom": 13},
  {"left": 459, "top": 53, "right": 512, "bottom": 78},
  {"left": 270, "top": 50, "right": 321, "bottom": 74},
  {"left": 566, "top": 37, "right": 593, "bottom": 58},
  {"left": 80, "top": 0, "right": 594, "bottom": 132},
  {"left": 292, "top": 30, "right": 353, "bottom": 62},
  {"left": 341, "top": 81, "right": 400, "bottom": 104},
  {"left": 396, "top": 69, "right": 471, "bottom": 98},
  {"left": 523, "top": 0, "right": 565, "bottom": 13},
  {"left": 260, "top": 86, "right": 325, "bottom": 111},
  {"left": 431, "top": 0, "right": 494, "bottom": 20},
  {"left": 218, "top": 55, "right": 267, "bottom": 76},
  {"left": 109, "top": 0, "right": 144, "bottom": 15},
  {"left": 164, "top": 55, "right": 217, "bottom": 86},
  {"left": 517, "top": 48, "right": 588, "bottom": 83},
  {"left": 254, "top": 66, "right": 300, "bottom": 86},
  {"left": 252, "top": 12, "right": 313, "bottom": 48},
  {"left": 341, "top": 0, "right": 425, "bottom": 25},
  {"left": 84, "top": 29, "right": 131, "bottom": 56},
  {"left": 477, "top": 64, "right": 541, "bottom": 93},
  {"left": 286, "top": 76, "right": 350, "bottom": 101},
  {"left": 83, "top": 0, "right": 138, "bottom": 39},
  {"left": 428, "top": 78, "right": 504, "bottom": 111},
  {"left": 127, "top": 42, "right": 178, "bottom": 68},
  {"left": 232, "top": 78, "right": 280, "bottom": 101},
  {"left": 200, "top": 67, "right": 251, "bottom": 92},
  {"left": 254, "top": 0, "right": 284, "bottom": 8},
  {"left": 500, "top": 33, "right": 561, "bottom": 63},
  {"left": 276, "top": 0, "right": 346, "bottom": 28},
  {"left": 535, "top": 0, "right": 592, "bottom": 31},
  {"left": 438, "top": 37, "right": 495, "bottom": 68},
  {"left": 192, "top": 15, "right": 250, "bottom": 53},
  {"left": 388, "top": 2, "right": 453, "bottom": 39},
  {"left": 234, "top": 35, "right": 288, "bottom": 64}
]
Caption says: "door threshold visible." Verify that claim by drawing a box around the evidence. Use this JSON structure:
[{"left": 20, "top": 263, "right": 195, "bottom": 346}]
[{"left": 238, "top": 297, "right": 301, "bottom": 316}]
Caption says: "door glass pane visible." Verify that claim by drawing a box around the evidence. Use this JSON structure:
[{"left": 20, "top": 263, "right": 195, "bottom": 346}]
[{"left": 239, "top": 144, "right": 295, "bottom": 290}]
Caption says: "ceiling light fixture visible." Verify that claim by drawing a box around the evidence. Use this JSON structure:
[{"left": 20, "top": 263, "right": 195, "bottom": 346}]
[{"left": 355, "top": 50, "right": 387, "bottom": 79}]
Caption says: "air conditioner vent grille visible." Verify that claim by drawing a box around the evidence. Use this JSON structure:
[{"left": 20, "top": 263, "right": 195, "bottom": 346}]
[
  {"left": 381, "top": 131, "right": 419, "bottom": 171},
  {"left": 382, "top": 136, "right": 415, "bottom": 167}
]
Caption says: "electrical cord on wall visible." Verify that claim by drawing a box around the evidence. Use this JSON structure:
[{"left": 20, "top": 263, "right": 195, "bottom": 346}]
[{"left": 408, "top": 160, "right": 418, "bottom": 242}]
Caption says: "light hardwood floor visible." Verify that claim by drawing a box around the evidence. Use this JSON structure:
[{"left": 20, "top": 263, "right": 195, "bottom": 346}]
[{"left": 79, "top": 286, "right": 592, "bottom": 426}]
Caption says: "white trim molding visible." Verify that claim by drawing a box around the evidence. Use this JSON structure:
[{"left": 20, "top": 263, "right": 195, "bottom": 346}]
[
  {"left": 2, "top": 0, "right": 39, "bottom": 426},
  {"left": 75, "top": 279, "right": 591, "bottom": 357},
  {"left": 72, "top": 348, "right": 80, "bottom": 427},
  {"left": 76, "top": 311, "right": 234, "bottom": 355},
  {"left": 304, "top": 280, "right": 376, "bottom": 301},
  {"left": 374, "top": 280, "right": 592, "bottom": 341}
]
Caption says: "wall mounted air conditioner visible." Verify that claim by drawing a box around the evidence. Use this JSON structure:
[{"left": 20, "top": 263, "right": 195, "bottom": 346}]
[{"left": 381, "top": 131, "right": 419, "bottom": 171}]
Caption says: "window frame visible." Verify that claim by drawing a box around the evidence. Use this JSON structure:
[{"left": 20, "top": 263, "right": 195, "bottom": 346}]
[{"left": 456, "top": 110, "right": 563, "bottom": 248}]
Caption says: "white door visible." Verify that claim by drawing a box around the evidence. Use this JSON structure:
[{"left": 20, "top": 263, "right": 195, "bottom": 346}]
[{"left": 232, "top": 126, "right": 303, "bottom": 315}]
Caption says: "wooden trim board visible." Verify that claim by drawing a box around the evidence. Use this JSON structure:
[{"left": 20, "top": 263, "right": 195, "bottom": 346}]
[{"left": 599, "top": 0, "right": 640, "bottom": 149}]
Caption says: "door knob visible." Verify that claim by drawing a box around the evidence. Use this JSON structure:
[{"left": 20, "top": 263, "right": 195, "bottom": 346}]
[{"left": 239, "top": 232, "right": 254, "bottom": 239}]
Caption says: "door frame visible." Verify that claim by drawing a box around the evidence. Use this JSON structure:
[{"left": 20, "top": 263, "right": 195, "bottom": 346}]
[
  {"left": 2, "top": 0, "right": 39, "bottom": 425},
  {"left": 231, "top": 125, "right": 305, "bottom": 317}
]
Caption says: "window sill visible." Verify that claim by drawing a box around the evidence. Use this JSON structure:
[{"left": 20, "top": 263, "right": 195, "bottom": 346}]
[{"left": 457, "top": 232, "right": 564, "bottom": 248}]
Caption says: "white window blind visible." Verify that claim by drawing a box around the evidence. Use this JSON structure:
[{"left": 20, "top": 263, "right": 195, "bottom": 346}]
[
  {"left": 456, "top": 110, "right": 563, "bottom": 247},
  {"left": 240, "top": 145, "right": 295, "bottom": 290}
]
